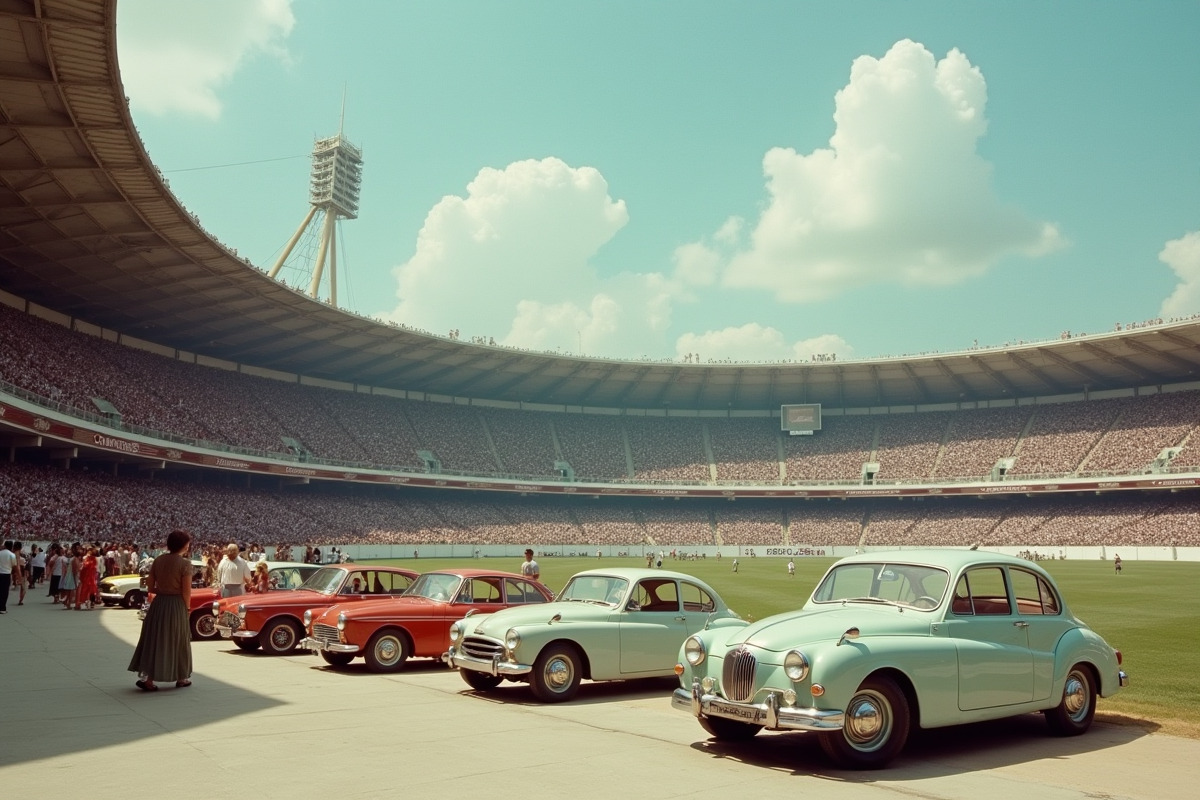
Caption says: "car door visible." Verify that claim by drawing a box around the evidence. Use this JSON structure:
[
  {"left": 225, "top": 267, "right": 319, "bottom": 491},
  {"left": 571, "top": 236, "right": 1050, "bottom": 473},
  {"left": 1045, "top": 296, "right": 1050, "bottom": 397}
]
[
  {"left": 1007, "top": 567, "right": 1074, "bottom": 702},
  {"left": 619, "top": 579, "right": 691, "bottom": 675},
  {"left": 949, "top": 566, "right": 1035, "bottom": 711}
]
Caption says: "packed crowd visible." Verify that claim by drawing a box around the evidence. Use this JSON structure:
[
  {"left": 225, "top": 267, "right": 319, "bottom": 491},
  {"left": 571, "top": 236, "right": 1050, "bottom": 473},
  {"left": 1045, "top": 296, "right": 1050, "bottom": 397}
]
[
  {"left": 4, "top": 303, "right": 1200, "bottom": 486},
  {"left": 4, "top": 460, "right": 1200, "bottom": 549}
]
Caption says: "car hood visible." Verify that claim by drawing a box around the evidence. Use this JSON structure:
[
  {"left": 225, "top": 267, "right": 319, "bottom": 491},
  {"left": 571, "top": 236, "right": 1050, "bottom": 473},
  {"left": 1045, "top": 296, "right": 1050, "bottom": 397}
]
[
  {"left": 470, "top": 600, "right": 610, "bottom": 638},
  {"left": 224, "top": 589, "right": 330, "bottom": 610},
  {"left": 718, "top": 604, "right": 933, "bottom": 653},
  {"left": 314, "top": 596, "right": 440, "bottom": 624}
]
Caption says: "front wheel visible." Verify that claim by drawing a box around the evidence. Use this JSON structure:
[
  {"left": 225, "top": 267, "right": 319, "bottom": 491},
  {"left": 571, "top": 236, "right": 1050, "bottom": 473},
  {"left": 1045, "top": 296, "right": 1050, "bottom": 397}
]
[
  {"left": 699, "top": 715, "right": 762, "bottom": 741},
  {"left": 321, "top": 651, "right": 354, "bottom": 668},
  {"left": 123, "top": 590, "right": 145, "bottom": 609},
  {"left": 260, "top": 619, "right": 301, "bottom": 655},
  {"left": 191, "top": 610, "right": 218, "bottom": 640},
  {"left": 461, "top": 670, "right": 503, "bottom": 692},
  {"left": 1045, "top": 665, "right": 1096, "bottom": 736},
  {"left": 530, "top": 643, "right": 582, "bottom": 703},
  {"left": 364, "top": 629, "right": 410, "bottom": 673},
  {"left": 818, "top": 675, "right": 910, "bottom": 769}
]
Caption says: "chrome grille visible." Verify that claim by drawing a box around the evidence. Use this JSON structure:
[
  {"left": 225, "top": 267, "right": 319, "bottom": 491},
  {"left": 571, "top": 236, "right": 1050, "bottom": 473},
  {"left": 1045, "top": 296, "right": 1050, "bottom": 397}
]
[
  {"left": 461, "top": 635, "right": 504, "bottom": 660},
  {"left": 311, "top": 624, "right": 340, "bottom": 646},
  {"left": 722, "top": 646, "right": 757, "bottom": 702}
]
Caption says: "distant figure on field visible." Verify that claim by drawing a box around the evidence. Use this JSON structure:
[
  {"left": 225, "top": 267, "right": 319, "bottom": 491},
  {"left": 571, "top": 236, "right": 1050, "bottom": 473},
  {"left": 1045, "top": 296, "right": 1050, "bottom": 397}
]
[
  {"left": 1114, "top": 553, "right": 1122, "bottom": 574},
  {"left": 787, "top": 559, "right": 795, "bottom": 577}
]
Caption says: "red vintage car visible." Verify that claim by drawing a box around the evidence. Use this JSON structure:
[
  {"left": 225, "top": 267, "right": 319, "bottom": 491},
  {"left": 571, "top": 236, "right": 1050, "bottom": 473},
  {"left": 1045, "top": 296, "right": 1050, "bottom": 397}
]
[
  {"left": 300, "top": 568, "right": 553, "bottom": 672},
  {"left": 213, "top": 564, "right": 419, "bottom": 655},
  {"left": 166, "top": 561, "right": 321, "bottom": 640}
]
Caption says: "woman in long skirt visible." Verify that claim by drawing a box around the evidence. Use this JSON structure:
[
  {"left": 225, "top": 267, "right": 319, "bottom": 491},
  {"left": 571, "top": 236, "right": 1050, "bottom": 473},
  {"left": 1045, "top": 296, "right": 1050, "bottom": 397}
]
[{"left": 128, "top": 530, "right": 193, "bottom": 691}]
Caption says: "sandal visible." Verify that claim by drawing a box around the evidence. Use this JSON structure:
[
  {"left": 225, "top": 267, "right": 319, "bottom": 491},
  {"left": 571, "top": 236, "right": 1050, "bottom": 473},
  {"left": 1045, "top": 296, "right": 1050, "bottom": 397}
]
[
  {"left": 135, "top": 680, "right": 158, "bottom": 692},
  {"left": 175, "top": 680, "right": 192, "bottom": 688}
]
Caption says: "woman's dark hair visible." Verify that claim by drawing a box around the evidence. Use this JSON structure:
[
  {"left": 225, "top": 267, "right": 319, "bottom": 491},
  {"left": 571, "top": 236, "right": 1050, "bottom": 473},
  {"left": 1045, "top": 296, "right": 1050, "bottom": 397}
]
[{"left": 165, "top": 529, "right": 192, "bottom": 554}]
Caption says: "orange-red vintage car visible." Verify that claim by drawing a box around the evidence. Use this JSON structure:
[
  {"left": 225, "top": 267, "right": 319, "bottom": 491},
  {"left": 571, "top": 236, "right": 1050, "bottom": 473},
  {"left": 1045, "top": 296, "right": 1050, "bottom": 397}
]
[
  {"left": 145, "top": 561, "right": 321, "bottom": 640},
  {"left": 213, "top": 564, "right": 418, "bottom": 655},
  {"left": 300, "top": 568, "right": 552, "bottom": 672}
]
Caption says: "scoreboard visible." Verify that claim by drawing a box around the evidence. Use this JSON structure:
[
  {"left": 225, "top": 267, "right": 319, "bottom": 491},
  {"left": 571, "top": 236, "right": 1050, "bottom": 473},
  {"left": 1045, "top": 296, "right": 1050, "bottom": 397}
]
[{"left": 781, "top": 403, "right": 822, "bottom": 435}]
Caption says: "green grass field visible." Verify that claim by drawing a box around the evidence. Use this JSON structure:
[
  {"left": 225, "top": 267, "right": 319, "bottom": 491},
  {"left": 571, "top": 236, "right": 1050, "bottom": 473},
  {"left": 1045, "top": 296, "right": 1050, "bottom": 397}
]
[{"left": 368, "top": 554, "right": 1200, "bottom": 737}]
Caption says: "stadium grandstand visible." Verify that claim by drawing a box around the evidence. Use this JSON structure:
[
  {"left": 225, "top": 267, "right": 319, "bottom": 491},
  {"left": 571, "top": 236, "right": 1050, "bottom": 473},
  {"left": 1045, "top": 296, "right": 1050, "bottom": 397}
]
[{"left": 3, "top": 0, "right": 1200, "bottom": 560}]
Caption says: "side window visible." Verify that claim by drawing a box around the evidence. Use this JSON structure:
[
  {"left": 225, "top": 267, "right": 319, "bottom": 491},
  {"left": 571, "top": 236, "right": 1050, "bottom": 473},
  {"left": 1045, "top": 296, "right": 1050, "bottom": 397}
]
[
  {"left": 1010, "top": 569, "right": 1061, "bottom": 616},
  {"left": 636, "top": 580, "right": 679, "bottom": 612},
  {"left": 952, "top": 568, "right": 1011, "bottom": 616},
  {"left": 681, "top": 582, "right": 716, "bottom": 613},
  {"left": 471, "top": 578, "right": 502, "bottom": 603},
  {"left": 504, "top": 579, "right": 544, "bottom": 604}
]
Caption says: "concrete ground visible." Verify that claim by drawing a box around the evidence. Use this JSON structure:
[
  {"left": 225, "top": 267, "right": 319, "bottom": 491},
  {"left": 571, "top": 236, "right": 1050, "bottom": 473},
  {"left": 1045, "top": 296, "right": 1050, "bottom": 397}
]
[{"left": 0, "top": 589, "right": 1193, "bottom": 799}]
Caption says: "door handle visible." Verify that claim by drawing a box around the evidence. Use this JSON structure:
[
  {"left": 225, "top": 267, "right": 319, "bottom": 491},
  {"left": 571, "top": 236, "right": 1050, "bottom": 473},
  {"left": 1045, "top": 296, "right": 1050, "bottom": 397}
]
[{"left": 1013, "top": 620, "right": 1029, "bottom": 629}]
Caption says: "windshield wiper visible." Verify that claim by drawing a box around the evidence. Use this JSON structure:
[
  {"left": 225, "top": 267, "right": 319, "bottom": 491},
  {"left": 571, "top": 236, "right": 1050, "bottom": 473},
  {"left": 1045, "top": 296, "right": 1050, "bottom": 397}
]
[{"left": 842, "top": 596, "right": 899, "bottom": 607}]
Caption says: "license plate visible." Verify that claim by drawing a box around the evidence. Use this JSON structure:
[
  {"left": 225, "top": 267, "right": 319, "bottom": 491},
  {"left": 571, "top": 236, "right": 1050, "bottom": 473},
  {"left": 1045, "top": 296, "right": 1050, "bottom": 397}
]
[{"left": 717, "top": 702, "right": 761, "bottom": 722}]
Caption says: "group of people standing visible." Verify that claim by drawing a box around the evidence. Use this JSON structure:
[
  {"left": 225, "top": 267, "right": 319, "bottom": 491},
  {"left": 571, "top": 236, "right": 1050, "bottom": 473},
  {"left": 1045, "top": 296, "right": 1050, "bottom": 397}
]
[{"left": 0, "top": 540, "right": 106, "bottom": 613}]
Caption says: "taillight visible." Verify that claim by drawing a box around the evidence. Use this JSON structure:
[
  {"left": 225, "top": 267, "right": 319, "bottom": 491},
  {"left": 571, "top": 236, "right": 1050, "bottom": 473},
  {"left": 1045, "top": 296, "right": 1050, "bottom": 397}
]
[{"left": 1114, "top": 649, "right": 1123, "bottom": 665}]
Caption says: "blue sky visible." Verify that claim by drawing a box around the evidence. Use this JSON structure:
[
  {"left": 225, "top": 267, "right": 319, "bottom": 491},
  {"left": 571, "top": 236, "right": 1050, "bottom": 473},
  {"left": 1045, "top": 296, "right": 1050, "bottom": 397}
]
[{"left": 115, "top": 1, "right": 1200, "bottom": 364}]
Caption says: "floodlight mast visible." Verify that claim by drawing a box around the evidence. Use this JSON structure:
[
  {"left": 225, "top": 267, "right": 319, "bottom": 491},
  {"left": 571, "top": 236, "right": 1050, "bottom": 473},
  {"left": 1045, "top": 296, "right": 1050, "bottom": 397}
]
[{"left": 268, "top": 119, "right": 363, "bottom": 306}]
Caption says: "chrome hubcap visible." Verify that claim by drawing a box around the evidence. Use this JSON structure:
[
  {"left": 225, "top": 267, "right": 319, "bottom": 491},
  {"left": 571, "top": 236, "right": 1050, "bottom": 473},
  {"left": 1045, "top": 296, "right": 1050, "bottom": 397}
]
[
  {"left": 545, "top": 657, "right": 573, "bottom": 690},
  {"left": 844, "top": 690, "right": 891, "bottom": 751},
  {"left": 1064, "top": 673, "right": 1088, "bottom": 720},
  {"left": 377, "top": 637, "right": 400, "bottom": 664}
]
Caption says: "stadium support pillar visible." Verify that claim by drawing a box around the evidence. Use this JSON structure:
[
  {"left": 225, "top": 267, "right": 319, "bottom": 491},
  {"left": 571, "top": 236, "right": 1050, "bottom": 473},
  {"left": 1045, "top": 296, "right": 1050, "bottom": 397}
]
[{"left": 269, "top": 206, "right": 318, "bottom": 280}]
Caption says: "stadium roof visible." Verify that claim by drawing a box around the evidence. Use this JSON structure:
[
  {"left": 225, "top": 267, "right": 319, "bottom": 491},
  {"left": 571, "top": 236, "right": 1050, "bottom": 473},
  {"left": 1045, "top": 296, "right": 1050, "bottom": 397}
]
[{"left": 3, "top": 0, "right": 1200, "bottom": 413}]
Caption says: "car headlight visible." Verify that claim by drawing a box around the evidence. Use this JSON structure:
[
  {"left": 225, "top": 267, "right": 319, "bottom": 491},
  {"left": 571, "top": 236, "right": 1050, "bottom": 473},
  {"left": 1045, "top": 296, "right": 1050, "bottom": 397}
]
[
  {"left": 211, "top": 601, "right": 221, "bottom": 616},
  {"left": 504, "top": 628, "right": 521, "bottom": 653},
  {"left": 236, "top": 604, "right": 246, "bottom": 619},
  {"left": 783, "top": 650, "right": 810, "bottom": 682},
  {"left": 337, "top": 611, "right": 348, "bottom": 632},
  {"left": 449, "top": 621, "right": 463, "bottom": 643},
  {"left": 303, "top": 610, "right": 313, "bottom": 626},
  {"left": 684, "top": 636, "right": 706, "bottom": 666}
]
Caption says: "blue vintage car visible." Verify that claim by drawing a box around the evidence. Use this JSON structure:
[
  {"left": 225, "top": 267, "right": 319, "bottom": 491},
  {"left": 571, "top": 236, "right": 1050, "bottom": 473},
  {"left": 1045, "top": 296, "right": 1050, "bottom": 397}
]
[
  {"left": 673, "top": 549, "right": 1128, "bottom": 769},
  {"left": 444, "top": 567, "right": 745, "bottom": 702}
]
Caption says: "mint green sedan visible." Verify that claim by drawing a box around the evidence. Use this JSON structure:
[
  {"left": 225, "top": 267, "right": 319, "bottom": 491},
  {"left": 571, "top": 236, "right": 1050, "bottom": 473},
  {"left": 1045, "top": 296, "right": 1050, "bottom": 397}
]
[
  {"left": 444, "top": 568, "right": 745, "bottom": 702},
  {"left": 673, "top": 549, "right": 1128, "bottom": 769}
]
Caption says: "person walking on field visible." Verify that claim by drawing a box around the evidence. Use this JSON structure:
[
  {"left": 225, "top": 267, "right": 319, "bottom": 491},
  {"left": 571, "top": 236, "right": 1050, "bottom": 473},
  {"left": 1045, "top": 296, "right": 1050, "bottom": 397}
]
[
  {"left": 0, "top": 540, "right": 18, "bottom": 614},
  {"left": 128, "top": 529, "right": 194, "bottom": 691}
]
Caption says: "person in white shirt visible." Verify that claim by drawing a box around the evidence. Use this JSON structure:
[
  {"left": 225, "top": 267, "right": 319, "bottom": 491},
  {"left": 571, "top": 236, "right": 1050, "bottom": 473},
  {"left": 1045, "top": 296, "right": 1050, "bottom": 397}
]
[
  {"left": 216, "top": 543, "right": 252, "bottom": 598},
  {"left": 0, "top": 540, "right": 19, "bottom": 613}
]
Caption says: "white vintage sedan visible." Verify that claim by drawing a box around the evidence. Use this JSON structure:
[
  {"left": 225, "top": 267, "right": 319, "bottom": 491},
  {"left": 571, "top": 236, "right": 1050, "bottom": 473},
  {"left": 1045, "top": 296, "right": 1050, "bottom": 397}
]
[
  {"left": 444, "top": 567, "right": 745, "bottom": 702},
  {"left": 673, "top": 549, "right": 1128, "bottom": 769}
]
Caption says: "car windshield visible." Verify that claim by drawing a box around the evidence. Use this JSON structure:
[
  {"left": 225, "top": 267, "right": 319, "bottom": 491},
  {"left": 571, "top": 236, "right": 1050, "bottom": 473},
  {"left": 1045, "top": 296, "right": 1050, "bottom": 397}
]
[
  {"left": 298, "top": 567, "right": 347, "bottom": 594},
  {"left": 558, "top": 575, "right": 629, "bottom": 606},
  {"left": 407, "top": 573, "right": 464, "bottom": 601},
  {"left": 812, "top": 562, "right": 950, "bottom": 610}
]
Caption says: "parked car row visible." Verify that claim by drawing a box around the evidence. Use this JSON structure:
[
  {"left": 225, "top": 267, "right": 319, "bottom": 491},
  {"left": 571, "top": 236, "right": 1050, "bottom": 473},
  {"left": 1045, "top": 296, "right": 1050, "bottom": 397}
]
[{"left": 191, "top": 551, "right": 1125, "bottom": 770}]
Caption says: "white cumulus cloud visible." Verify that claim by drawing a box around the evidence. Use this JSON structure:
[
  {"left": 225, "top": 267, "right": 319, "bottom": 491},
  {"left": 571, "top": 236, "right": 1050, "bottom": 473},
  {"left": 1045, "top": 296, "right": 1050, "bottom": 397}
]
[
  {"left": 389, "top": 158, "right": 646, "bottom": 352},
  {"left": 117, "top": 0, "right": 295, "bottom": 119},
  {"left": 719, "top": 39, "right": 1063, "bottom": 303},
  {"left": 1159, "top": 230, "right": 1200, "bottom": 317}
]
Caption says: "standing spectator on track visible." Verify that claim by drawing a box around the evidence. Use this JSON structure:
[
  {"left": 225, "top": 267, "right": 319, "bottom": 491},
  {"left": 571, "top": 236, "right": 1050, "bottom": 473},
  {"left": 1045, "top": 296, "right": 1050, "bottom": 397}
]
[
  {"left": 0, "top": 540, "right": 17, "bottom": 614},
  {"left": 29, "top": 545, "right": 45, "bottom": 589},
  {"left": 216, "top": 543, "right": 252, "bottom": 598},
  {"left": 520, "top": 549, "right": 540, "bottom": 581}
]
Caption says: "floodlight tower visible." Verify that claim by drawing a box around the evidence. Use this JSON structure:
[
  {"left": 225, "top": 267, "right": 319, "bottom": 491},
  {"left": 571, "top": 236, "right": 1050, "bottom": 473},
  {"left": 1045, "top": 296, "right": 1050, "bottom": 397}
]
[{"left": 269, "top": 116, "right": 363, "bottom": 306}]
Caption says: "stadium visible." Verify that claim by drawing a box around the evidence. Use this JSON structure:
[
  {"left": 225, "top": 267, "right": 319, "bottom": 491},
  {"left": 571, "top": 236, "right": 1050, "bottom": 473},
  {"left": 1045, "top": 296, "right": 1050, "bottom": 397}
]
[{"left": 3, "top": 0, "right": 1200, "bottom": 564}]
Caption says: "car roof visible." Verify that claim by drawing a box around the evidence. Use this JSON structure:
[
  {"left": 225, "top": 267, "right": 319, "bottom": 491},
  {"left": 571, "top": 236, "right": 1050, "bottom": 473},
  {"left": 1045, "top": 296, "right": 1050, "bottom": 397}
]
[
  {"left": 567, "top": 567, "right": 715, "bottom": 584},
  {"left": 834, "top": 548, "right": 1046, "bottom": 573},
  {"left": 417, "top": 568, "right": 534, "bottom": 580}
]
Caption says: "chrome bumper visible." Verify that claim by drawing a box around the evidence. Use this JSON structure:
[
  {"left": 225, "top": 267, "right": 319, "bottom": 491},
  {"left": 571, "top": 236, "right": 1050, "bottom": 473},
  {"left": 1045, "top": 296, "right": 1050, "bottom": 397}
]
[
  {"left": 300, "top": 636, "right": 360, "bottom": 655},
  {"left": 672, "top": 681, "right": 845, "bottom": 732},
  {"left": 442, "top": 646, "right": 531, "bottom": 677},
  {"left": 215, "top": 625, "right": 258, "bottom": 639}
]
